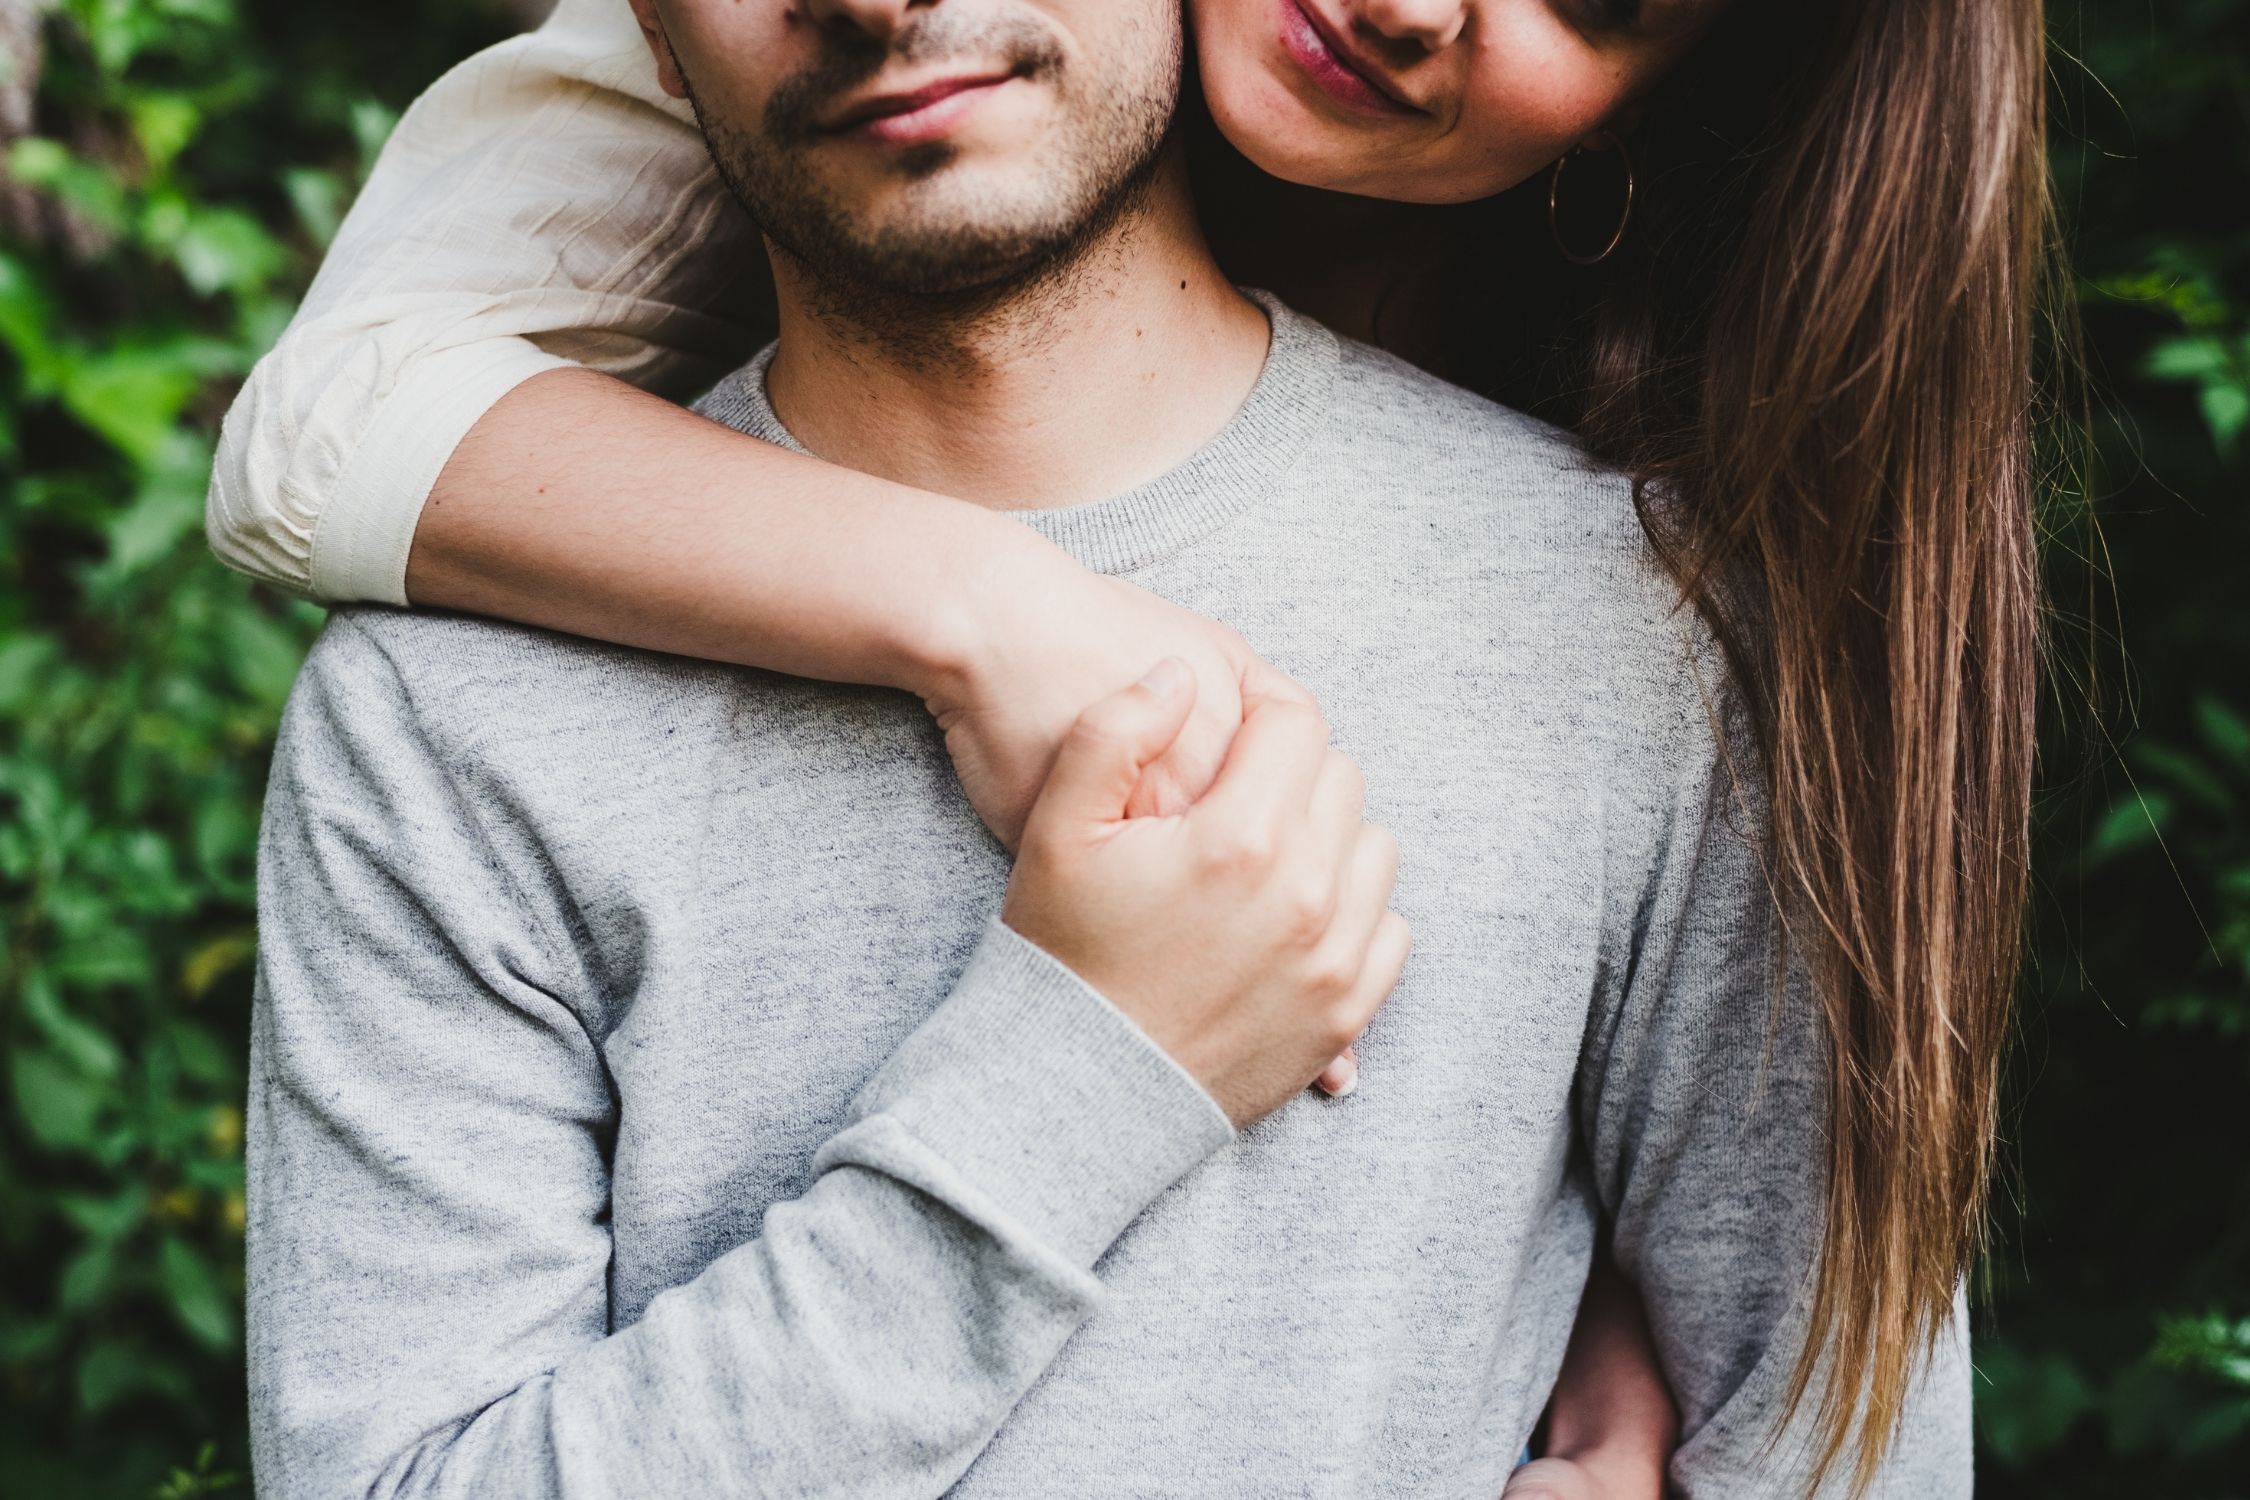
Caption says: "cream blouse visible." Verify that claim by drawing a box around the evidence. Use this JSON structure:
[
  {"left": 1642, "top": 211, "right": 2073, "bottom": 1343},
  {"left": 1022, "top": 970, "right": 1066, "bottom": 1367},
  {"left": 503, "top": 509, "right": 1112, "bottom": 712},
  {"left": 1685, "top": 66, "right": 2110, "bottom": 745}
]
[{"left": 205, "top": 0, "right": 766, "bottom": 602}]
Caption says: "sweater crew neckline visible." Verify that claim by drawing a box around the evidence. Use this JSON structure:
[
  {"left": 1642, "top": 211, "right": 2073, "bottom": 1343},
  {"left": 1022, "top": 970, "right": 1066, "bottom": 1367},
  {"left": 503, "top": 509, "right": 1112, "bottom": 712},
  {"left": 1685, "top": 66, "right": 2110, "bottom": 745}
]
[{"left": 704, "top": 290, "right": 1340, "bottom": 577}]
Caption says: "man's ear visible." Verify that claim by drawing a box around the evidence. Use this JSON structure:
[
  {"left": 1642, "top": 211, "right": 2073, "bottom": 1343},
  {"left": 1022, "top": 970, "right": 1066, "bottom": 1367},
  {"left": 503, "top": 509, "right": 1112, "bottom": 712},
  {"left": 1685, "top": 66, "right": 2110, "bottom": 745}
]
[{"left": 626, "top": 0, "right": 691, "bottom": 100}]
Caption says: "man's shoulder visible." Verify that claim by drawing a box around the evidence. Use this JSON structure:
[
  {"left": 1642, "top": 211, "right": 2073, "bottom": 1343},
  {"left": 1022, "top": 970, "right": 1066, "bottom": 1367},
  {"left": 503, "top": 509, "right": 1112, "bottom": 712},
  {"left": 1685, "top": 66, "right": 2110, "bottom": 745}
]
[
  {"left": 1316, "top": 334, "right": 1729, "bottom": 773},
  {"left": 1329, "top": 335, "right": 1584, "bottom": 454},
  {"left": 1322, "top": 335, "right": 1645, "bottom": 554},
  {"left": 281, "top": 607, "right": 733, "bottom": 790},
  {"left": 298, "top": 605, "right": 705, "bottom": 714}
]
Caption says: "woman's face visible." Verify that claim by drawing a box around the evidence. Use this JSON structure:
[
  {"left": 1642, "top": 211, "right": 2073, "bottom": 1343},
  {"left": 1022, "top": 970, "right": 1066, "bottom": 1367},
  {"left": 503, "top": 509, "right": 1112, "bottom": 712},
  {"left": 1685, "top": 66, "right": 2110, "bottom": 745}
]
[{"left": 1193, "top": 0, "right": 1718, "bottom": 204}]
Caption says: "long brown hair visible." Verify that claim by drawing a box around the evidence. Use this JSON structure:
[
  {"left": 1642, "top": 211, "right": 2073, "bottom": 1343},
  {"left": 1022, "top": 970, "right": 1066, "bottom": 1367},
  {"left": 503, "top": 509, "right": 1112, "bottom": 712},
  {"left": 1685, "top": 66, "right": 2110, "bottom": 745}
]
[
  {"left": 1571, "top": 0, "right": 2057, "bottom": 1486},
  {"left": 1195, "top": 0, "right": 2060, "bottom": 1480}
]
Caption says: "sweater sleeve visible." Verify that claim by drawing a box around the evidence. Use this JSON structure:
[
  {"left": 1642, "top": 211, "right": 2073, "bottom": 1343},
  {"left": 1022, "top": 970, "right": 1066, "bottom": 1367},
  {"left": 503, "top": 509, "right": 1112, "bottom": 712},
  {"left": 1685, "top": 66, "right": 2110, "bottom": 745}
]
[
  {"left": 1576, "top": 662, "right": 1975, "bottom": 1499},
  {"left": 245, "top": 621, "right": 1234, "bottom": 1500},
  {"left": 206, "top": 0, "right": 767, "bottom": 605}
]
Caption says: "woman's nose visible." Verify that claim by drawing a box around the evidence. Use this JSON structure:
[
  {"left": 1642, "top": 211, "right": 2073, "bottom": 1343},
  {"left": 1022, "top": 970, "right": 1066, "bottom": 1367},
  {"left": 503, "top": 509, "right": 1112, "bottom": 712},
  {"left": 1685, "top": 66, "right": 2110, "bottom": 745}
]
[{"left": 1352, "top": 0, "right": 1470, "bottom": 50}]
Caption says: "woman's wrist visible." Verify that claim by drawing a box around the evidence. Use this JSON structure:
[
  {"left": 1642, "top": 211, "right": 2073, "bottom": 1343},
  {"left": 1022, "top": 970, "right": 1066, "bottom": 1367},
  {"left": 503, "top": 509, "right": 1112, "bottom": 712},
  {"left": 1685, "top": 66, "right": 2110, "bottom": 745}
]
[{"left": 892, "top": 505, "right": 1084, "bottom": 708}]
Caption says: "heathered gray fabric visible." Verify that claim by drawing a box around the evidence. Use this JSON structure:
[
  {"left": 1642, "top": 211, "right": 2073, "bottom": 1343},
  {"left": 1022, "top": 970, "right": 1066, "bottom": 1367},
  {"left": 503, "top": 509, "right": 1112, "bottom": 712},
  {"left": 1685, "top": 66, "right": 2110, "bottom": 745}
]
[{"left": 247, "top": 294, "right": 1973, "bottom": 1499}]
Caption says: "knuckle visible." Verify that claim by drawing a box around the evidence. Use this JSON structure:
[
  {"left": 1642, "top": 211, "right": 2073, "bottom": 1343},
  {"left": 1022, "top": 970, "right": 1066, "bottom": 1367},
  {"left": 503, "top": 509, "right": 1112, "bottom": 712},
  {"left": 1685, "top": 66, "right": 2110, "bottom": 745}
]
[
  {"left": 1385, "top": 911, "right": 1415, "bottom": 957},
  {"left": 1303, "top": 951, "right": 1356, "bottom": 1002},
  {"left": 1201, "top": 822, "right": 1277, "bottom": 876},
  {"left": 1280, "top": 875, "right": 1335, "bottom": 942},
  {"left": 1327, "top": 751, "right": 1366, "bottom": 803},
  {"left": 1319, "top": 1005, "right": 1362, "bottom": 1052},
  {"left": 1270, "top": 700, "right": 1327, "bottom": 742}
]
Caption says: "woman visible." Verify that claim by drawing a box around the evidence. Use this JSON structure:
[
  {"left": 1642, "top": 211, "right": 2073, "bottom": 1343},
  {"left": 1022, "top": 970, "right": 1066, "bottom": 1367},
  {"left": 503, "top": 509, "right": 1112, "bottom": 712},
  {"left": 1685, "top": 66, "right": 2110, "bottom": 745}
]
[{"left": 210, "top": 0, "right": 2056, "bottom": 1491}]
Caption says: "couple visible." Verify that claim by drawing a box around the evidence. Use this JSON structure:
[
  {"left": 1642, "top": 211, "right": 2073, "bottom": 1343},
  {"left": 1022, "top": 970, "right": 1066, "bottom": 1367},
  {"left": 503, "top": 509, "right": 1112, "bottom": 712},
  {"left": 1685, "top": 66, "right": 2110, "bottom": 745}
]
[{"left": 234, "top": 0, "right": 2038, "bottom": 1495}]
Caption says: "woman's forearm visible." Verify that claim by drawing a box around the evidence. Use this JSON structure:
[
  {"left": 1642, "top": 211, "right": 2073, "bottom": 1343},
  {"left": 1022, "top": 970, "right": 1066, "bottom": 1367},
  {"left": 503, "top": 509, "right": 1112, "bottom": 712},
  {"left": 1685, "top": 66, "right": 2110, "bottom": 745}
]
[
  {"left": 408, "top": 366, "right": 1011, "bottom": 699},
  {"left": 1540, "top": 1252, "right": 1677, "bottom": 1491}
]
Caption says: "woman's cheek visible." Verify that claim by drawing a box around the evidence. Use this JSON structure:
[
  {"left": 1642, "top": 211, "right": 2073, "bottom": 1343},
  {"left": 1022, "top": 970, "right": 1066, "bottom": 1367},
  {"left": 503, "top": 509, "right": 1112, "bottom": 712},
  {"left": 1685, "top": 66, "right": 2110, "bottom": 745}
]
[{"left": 1453, "top": 63, "right": 1628, "bottom": 193}]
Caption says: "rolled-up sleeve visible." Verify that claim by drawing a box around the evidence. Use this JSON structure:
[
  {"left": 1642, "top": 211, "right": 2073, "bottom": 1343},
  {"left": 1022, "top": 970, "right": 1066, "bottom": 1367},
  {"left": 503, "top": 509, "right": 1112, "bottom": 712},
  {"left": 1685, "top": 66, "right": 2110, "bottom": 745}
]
[{"left": 207, "top": 0, "right": 765, "bottom": 603}]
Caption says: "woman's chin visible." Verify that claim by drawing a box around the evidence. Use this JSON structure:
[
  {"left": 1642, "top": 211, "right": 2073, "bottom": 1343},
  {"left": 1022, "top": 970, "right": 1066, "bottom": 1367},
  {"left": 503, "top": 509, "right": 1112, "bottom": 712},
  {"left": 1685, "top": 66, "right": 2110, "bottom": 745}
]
[
  {"left": 1197, "top": 64, "right": 1516, "bottom": 207},
  {"left": 1201, "top": 71, "right": 1382, "bottom": 196}
]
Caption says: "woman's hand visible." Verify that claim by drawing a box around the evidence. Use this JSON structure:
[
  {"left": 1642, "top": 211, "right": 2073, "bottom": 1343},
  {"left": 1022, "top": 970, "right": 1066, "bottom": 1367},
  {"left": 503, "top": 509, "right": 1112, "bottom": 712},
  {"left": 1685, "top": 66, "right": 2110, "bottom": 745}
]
[
  {"left": 1500, "top": 1458, "right": 1607, "bottom": 1500},
  {"left": 920, "top": 528, "right": 1366, "bottom": 1095},
  {"left": 1001, "top": 661, "right": 1408, "bottom": 1128},
  {"left": 1505, "top": 1254, "right": 1678, "bottom": 1500},
  {"left": 918, "top": 527, "right": 1299, "bottom": 850}
]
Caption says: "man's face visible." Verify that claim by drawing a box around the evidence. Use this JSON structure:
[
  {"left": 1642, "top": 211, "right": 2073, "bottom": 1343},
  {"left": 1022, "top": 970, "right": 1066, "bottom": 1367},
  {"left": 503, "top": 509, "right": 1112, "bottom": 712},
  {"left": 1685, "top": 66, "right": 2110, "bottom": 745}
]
[{"left": 632, "top": 0, "right": 1182, "bottom": 297}]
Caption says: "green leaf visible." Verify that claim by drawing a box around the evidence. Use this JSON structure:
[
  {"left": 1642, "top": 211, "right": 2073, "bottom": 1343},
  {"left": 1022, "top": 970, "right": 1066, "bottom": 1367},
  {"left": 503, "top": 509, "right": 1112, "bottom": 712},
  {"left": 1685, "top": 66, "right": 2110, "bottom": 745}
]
[
  {"left": 56, "top": 346, "right": 202, "bottom": 466},
  {"left": 2200, "top": 382, "right": 2249, "bottom": 457},
  {"left": 10, "top": 1048, "right": 108, "bottom": 1150},
  {"left": 103, "top": 462, "right": 206, "bottom": 577},
  {"left": 159, "top": 1238, "right": 237, "bottom": 1353},
  {"left": 2085, "top": 790, "right": 2172, "bottom": 866},
  {"left": 4, "top": 138, "right": 129, "bottom": 236},
  {"left": 167, "top": 1022, "right": 233, "bottom": 1088},
  {"left": 0, "top": 634, "right": 63, "bottom": 716},
  {"left": 2134, "top": 741, "right": 2237, "bottom": 814},
  {"left": 173, "top": 208, "right": 286, "bottom": 299},
  {"left": 57, "top": 1242, "right": 120, "bottom": 1313},
  {"left": 74, "top": 1339, "right": 191, "bottom": 1417},
  {"left": 21, "top": 969, "right": 125, "bottom": 1081},
  {"left": 283, "top": 168, "right": 347, "bottom": 248},
  {"left": 349, "top": 99, "right": 401, "bottom": 171},
  {"left": 0, "top": 251, "right": 59, "bottom": 382},
  {"left": 57, "top": 1186, "right": 150, "bottom": 1243},
  {"left": 221, "top": 606, "right": 309, "bottom": 709},
  {"left": 129, "top": 94, "right": 206, "bottom": 174},
  {"left": 2197, "top": 694, "right": 2250, "bottom": 773},
  {"left": 2144, "top": 334, "right": 2230, "bottom": 381},
  {"left": 1977, "top": 1342, "right": 2094, "bottom": 1467}
]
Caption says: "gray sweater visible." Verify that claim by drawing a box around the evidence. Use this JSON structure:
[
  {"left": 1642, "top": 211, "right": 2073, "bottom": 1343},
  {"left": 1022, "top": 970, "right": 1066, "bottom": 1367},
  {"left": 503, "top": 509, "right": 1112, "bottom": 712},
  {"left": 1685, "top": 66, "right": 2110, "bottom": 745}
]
[{"left": 246, "top": 298, "right": 1972, "bottom": 1498}]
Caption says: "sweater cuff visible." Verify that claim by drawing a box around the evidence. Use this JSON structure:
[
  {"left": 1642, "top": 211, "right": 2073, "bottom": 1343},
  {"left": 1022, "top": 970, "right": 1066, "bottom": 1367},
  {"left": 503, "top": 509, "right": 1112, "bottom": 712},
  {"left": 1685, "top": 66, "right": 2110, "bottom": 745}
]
[
  {"left": 309, "top": 338, "right": 574, "bottom": 605},
  {"left": 842, "top": 918, "right": 1235, "bottom": 1268}
]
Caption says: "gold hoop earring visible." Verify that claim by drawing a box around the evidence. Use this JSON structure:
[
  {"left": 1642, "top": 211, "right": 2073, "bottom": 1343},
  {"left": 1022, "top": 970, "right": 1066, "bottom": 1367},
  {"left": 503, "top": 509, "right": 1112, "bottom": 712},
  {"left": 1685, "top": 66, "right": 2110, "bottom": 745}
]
[{"left": 1547, "top": 131, "right": 1635, "bottom": 266}]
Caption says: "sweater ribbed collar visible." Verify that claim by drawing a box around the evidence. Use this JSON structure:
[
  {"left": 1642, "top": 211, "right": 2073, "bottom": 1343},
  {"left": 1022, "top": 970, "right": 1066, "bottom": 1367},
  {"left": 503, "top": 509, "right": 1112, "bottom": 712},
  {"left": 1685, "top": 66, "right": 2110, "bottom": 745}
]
[{"left": 703, "top": 290, "right": 1339, "bottom": 576}]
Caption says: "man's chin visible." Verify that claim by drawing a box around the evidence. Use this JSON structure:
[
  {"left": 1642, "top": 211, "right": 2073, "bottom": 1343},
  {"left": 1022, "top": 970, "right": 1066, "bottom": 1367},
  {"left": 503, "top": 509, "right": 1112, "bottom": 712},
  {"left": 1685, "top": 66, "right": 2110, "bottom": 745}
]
[{"left": 778, "top": 216, "right": 1094, "bottom": 302}]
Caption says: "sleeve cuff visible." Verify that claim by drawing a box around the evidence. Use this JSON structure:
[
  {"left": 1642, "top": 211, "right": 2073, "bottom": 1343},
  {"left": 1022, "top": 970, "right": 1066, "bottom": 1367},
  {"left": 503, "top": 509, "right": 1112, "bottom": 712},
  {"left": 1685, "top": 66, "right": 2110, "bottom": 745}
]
[
  {"left": 835, "top": 918, "right": 1236, "bottom": 1268},
  {"left": 308, "top": 339, "right": 575, "bottom": 605}
]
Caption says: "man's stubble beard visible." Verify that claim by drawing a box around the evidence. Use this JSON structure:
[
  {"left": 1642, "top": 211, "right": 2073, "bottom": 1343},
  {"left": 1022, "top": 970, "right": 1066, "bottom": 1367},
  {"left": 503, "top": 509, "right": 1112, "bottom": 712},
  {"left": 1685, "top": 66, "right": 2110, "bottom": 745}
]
[{"left": 667, "top": 9, "right": 1181, "bottom": 366}]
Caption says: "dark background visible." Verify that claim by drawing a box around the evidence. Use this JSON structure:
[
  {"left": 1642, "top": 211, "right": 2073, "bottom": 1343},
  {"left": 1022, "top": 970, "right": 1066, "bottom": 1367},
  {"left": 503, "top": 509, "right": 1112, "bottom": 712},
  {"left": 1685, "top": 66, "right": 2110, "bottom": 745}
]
[{"left": 1, "top": 1, "right": 2244, "bottom": 1495}]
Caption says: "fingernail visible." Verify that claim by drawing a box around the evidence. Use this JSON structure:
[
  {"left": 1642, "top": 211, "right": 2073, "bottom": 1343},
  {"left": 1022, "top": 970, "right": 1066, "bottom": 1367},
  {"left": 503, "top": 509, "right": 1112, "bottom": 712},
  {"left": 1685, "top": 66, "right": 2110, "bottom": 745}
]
[
  {"left": 1319, "top": 1062, "right": 1359, "bottom": 1098},
  {"left": 1138, "top": 658, "right": 1184, "bottom": 700}
]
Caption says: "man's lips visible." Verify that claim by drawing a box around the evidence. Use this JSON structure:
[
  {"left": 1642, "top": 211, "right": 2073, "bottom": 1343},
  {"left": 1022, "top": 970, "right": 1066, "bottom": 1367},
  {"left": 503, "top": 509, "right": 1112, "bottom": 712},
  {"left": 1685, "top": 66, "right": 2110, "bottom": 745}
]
[
  {"left": 1279, "top": 0, "right": 1423, "bottom": 117},
  {"left": 822, "top": 71, "right": 1021, "bottom": 145}
]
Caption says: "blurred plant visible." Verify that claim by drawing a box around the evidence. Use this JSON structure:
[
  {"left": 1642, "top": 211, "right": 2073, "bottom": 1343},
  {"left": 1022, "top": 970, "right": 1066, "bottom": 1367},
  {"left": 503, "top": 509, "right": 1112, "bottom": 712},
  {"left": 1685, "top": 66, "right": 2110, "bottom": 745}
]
[
  {"left": 0, "top": 0, "right": 510, "bottom": 1492},
  {"left": 1972, "top": 4, "right": 2250, "bottom": 1496}
]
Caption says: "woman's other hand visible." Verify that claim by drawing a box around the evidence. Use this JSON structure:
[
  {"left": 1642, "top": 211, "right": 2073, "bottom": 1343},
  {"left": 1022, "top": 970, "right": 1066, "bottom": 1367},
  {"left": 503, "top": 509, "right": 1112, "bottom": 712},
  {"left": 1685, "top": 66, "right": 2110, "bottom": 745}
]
[
  {"left": 1499, "top": 1457, "right": 1608, "bottom": 1500},
  {"left": 1508, "top": 1254, "right": 1677, "bottom": 1500}
]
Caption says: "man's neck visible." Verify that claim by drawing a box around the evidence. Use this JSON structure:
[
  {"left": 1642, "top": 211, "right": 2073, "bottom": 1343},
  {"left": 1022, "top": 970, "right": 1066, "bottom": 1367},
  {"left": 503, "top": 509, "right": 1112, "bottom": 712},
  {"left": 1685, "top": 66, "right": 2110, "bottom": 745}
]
[{"left": 762, "top": 151, "right": 1270, "bottom": 510}]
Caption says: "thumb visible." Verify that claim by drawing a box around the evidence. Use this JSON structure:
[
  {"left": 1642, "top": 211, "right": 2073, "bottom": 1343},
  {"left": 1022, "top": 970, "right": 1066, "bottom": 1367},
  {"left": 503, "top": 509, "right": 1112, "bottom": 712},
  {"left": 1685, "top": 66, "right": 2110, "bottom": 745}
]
[{"left": 1026, "top": 659, "right": 1196, "bottom": 832}]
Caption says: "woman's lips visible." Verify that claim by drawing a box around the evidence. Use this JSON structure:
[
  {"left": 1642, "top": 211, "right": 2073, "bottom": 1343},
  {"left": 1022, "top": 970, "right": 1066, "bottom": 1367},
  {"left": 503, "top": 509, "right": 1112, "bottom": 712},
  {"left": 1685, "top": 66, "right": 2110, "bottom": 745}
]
[
  {"left": 827, "top": 74, "right": 1019, "bottom": 146},
  {"left": 1278, "top": 0, "right": 1419, "bottom": 117}
]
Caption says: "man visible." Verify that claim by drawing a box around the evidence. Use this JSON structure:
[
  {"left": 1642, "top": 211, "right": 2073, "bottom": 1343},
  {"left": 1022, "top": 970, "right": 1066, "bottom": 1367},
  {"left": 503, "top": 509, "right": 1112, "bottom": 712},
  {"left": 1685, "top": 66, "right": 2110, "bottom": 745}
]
[{"left": 245, "top": 1, "right": 1973, "bottom": 1495}]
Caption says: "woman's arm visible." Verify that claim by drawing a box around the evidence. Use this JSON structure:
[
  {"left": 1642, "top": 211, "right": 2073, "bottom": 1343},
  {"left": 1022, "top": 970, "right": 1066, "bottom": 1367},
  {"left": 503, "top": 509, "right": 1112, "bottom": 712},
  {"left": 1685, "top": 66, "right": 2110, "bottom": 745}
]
[
  {"left": 209, "top": 0, "right": 1283, "bottom": 848},
  {"left": 412, "top": 366, "right": 1294, "bottom": 849},
  {"left": 1503, "top": 1253, "right": 1678, "bottom": 1500},
  {"left": 209, "top": 0, "right": 764, "bottom": 602}
]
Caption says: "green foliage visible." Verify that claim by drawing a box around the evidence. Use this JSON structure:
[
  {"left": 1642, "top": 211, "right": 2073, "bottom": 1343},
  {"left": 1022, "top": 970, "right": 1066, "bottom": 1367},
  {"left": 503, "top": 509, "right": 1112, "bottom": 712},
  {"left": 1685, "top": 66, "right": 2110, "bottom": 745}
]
[
  {"left": 1972, "top": 4, "right": 2250, "bottom": 1496},
  {"left": 0, "top": 1, "right": 510, "bottom": 1493},
  {"left": 0, "top": 0, "right": 2243, "bottom": 1495}
]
